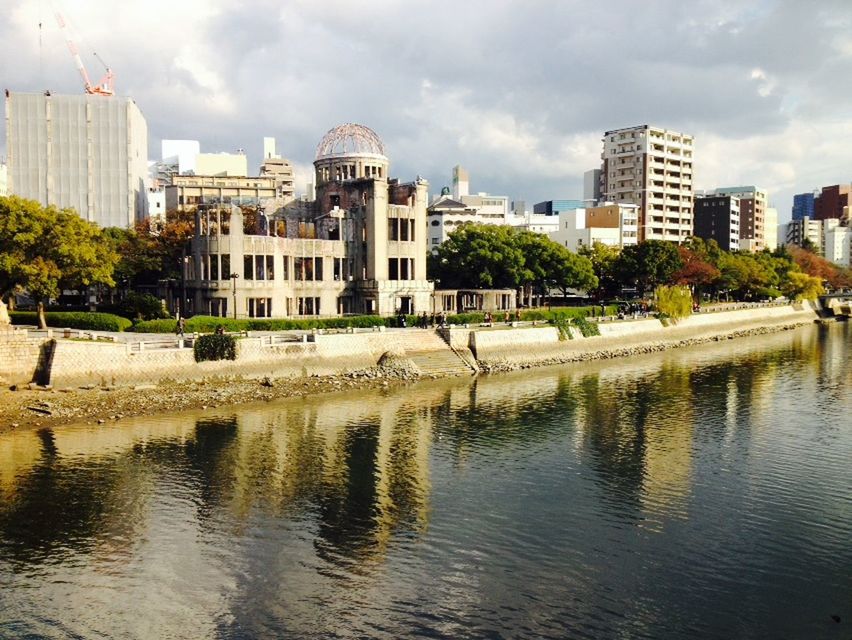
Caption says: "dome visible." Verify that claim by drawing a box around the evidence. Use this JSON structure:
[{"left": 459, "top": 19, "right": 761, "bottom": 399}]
[{"left": 315, "top": 123, "right": 386, "bottom": 159}]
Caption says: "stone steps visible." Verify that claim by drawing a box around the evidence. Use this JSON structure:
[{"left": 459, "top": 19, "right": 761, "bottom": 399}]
[{"left": 390, "top": 329, "right": 476, "bottom": 376}]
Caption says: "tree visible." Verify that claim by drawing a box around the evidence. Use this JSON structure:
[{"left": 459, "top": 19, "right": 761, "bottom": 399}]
[
  {"left": 427, "top": 224, "right": 597, "bottom": 303},
  {"left": 428, "top": 224, "right": 528, "bottom": 289},
  {"left": 784, "top": 271, "right": 824, "bottom": 301},
  {"left": 0, "top": 196, "right": 118, "bottom": 328},
  {"left": 614, "top": 240, "right": 683, "bottom": 296},
  {"left": 672, "top": 245, "right": 720, "bottom": 300},
  {"left": 579, "top": 242, "right": 620, "bottom": 300},
  {"left": 787, "top": 245, "right": 852, "bottom": 291}
]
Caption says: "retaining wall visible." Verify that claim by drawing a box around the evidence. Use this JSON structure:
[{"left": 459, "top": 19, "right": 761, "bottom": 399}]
[{"left": 0, "top": 329, "right": 49, "bottom": 386}]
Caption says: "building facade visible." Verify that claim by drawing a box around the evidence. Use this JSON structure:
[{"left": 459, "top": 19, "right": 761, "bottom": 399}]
[
  {"left": 693, "top": 195, "right": 740, "bottom": 251},
  {"left": 0, "top": 162, "right": 6, "bottom": 197},
  {"left": 601, "top": 125, "right": 694, "bottom": 243},
  {"left": 5, "top": 91, "right": 148, "bottom": 227},
  {"left": 195, "top": 152, "right": 248, "bottom": 177},
  {"left": 785, "top": 216, "right": 823, "bottom": 253},
  {"left": 165, "top": 175, "right": 279, "bottom": 211},
  {"left": 823, "top": 219, "right": 851, "bottom": 268},
  {"left": 427, "top": 166, "right": 509, "bottom": 247},
  {"left": 549, "top": 203, "right": 639, "bottom": 252},
  {"left": 792, "top": 191, "right": 817, "bottom": 221},
  {"left": 259, "top": 137, "right": 295, "bottom": 203},
  {"left": 710, "top": 186, "right": 767, "bottom": 252},
  {"left": 814, "top": 184, "right": 851, "bottom": 221},
  {"left": 583, "top": 169, "right": 602, "bottom": 203},
  {"left": 183, "top": 123, "right": 433, "bottom": 318},
  {"left": 764, "top": 206, "right": 778, "bottom": 251}
]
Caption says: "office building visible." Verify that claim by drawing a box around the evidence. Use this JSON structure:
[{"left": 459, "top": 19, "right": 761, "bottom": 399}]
[
  {"left": 5, "top": 91, "right": 148, "bottom": 228},
  {"left": 583, "top": 169, "right": 602, "bottom": 203},
  {"left": 792, "top": 191, "right": 818, "bottom": 221},
  {"left": 165, "top": 175, "right": 279, "bottom": 211},
  {"left": 785, "top": 216, "right": 823, "bottom": 253},
  {"left": 764, "top": 206, "right": 778, "bottom": 251},
  {"left": 693, "top": 195, "right": 740, "bottom": 251},
  {"left": 824, "top": 218, "right": 850, "bottom": 267},
  {"left": 195, "top": 151, "right": 248, "bottom": 177},
  {"left": 814, "top": 184, "right": 851, "bottom": 221},
  {"left": 601, "top": 124, "right": 694, "bottom": 243},
  {"left": 259, "top": 137, "right": 295, "bottom": 203},
  {"left": 549, "top": 203, "right": 639, "bottom": 252}
]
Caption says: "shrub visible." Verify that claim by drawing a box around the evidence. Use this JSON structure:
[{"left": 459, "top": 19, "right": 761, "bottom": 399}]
[
  {"left": 10, "top": 311, "right": 132, "bottom": 332},
  {"left": 114, "top": 293, "right": 169, "bottom": 320},
  {"left": 194, "top": 334, "right": 237, "bottom": 362},
  {"left": 570, "top": 315, "right": 600, "bottom": 337},
  {"left": 655, "top": 285, "right": 693, "bottom": 321}
]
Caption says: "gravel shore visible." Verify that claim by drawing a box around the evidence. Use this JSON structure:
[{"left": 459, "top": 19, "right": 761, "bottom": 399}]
[{"left": 0, "top": 320, "right": 812, "bottom": 433}]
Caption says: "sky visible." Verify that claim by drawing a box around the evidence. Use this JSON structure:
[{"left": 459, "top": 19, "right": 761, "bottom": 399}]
[{"left": 2, "top": 0, "right": 851, "bottom": 221}]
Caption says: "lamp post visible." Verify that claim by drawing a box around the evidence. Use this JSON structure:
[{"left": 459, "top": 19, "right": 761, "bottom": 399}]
[{"left": 230, "top": 273, "right": 239, "bottom": 319}]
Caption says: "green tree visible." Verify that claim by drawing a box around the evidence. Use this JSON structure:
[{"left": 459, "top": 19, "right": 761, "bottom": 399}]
[
  {"left": 0, "top": 196, "right": 118, "bottom": 328},
  {"left": 579, "top": 242, "right": 620, "bottom": 300},
  {"left": 427, "top": 224, "right": 529, "bottom": 289},
  {"left": 614, "top": 240, "right": 683, "bottom": 296}
]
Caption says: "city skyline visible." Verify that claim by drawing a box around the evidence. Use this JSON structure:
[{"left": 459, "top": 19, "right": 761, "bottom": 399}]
[{"left": 2, "top": 0, "right": 852, "bottom": 220}]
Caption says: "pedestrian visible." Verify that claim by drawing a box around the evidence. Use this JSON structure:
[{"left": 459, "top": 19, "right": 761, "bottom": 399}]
[
  {"left": 515, "top": 308, "right": 521, "bottom": 322},
  {"left": 215, "top": 325, "right": 225, "bottom": 335},
  {"left": 176, "top": 317, "right": 186, "bottom": 336},
  {"left": 429, "top": 313, "right": 435, "bottom": 327},
  {"left": 504, "top": 310, "right": 510, "bottom": 324},
  {"left": 420, "top": 311, "right": 428, "bottom": 329}
]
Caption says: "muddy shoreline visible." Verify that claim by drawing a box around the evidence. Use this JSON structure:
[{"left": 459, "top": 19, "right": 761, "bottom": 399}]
[{"left": 0, "top": 319, "right": 813, "bottom": 433}]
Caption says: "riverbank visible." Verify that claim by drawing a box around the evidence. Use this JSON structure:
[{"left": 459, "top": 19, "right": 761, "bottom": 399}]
[{"left": 0, "top": 303, "right": 819, "bottom": 432}]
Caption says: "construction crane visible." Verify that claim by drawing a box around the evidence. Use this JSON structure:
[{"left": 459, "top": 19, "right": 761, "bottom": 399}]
[{"left": 54, "top": 11, "right": 114, "bottom": 96}]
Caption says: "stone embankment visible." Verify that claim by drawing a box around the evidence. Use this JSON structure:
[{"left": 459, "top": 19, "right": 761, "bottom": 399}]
[{"left": 0, "top": 302, "right": 819, "bottom": 431}]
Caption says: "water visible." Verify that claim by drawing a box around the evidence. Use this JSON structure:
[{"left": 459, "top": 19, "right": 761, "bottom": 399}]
[{"left": 1, "top": 323, "right": 850, "bottom": 639}]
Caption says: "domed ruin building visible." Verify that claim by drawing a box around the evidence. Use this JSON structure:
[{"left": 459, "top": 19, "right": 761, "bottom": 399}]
[{"left": 182, "top": 124, "right": 433, "bottom": 318}]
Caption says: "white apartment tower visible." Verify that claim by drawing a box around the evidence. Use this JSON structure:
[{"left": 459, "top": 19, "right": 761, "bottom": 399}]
[
  {"left": 5, "top": 91, "right": 148, "bottom": 228},
  {"left": 601, "top": 125, "right": 694, "bottom": 242}
]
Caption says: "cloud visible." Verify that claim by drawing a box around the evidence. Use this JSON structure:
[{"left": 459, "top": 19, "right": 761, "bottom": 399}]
[{"left": 1, "top": 0, "right": 851, "bottom": 218}]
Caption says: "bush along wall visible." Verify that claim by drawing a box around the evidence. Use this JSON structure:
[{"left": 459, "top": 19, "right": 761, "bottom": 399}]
[
  {"left": 193, "top": 334, "right": 237, "bottom": 362},
  {"left": 10, "top": 311, "right": 133, "bottom": 332}
]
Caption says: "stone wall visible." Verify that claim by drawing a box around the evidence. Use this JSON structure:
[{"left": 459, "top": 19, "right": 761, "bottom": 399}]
[{"left": 0, "top": 330, "right": 49, "bottom": 386}]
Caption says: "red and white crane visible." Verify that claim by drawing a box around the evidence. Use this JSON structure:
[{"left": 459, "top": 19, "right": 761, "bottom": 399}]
[{"left": 54, "top": 11, "right": 114, "bottom": 96}]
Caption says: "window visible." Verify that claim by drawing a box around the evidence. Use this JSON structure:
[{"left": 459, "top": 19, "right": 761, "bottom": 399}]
[
  {"left": 247, "top": 297, "right": 272, "bottom": 318},
  {"left": 221, "top": 254, "right": 230, "bottom": 279},
  {"left": 210, "top": 254, "right": 220, "bottom": 281},
  {"left": 388, "top": 258, "right": 399, "bottom": 280},
  {"left": 295, "top": 257, "right": 323, "bottom": 281},
  {"left": 432, "top": 238, "right": 439, "bottom": 245},
  {"left": 255, "top": 255, "right": 265, "bottom": 280},
  {"left": 431, "top": 220, "right": 439, "bottom": 226},
  {"left": 244, "top": 255, "right": 253, "bottom": 280},
  {"left": 390, "top": 217, "right": 399, "bottom": 240},
  {"left": 266, "top": 255, "right": 274, "bottom": 280},
  {"left": 298, "top": 296, "right": 320, "bottom": 315}
]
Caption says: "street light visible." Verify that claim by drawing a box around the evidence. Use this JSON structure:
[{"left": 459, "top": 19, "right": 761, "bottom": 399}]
[{"left": 230, "top": 273, "right": 239, "bottom": 319}]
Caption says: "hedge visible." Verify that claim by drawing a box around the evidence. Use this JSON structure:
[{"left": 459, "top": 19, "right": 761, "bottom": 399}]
[
  {"left": 129, "top": 307, "right": 621, "bottom": 333},
  {"left": 194, "top": 334, "right": 237, "bottom": 362},
  {"left": 10, "top": 311, "right": 133, "bottom": 332}
]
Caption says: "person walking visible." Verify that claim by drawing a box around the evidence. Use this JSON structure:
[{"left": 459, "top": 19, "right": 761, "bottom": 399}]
[{"left": 176, "top": 317, "right": 186, "bottom": 337}]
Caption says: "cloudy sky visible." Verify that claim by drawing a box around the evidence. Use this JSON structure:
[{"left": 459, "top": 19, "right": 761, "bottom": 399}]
[{"left": 2, "top": 0, "right": 851, "bottom": 220}]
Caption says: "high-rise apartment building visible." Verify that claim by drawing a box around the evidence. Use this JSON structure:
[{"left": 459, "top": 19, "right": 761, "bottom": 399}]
[
  {"left": 583, "top": 169, "right": 601, "bottom": 203},
  {"left": 693, "top": 195, "right": 740, "bottom": 251},
  {"left": 5, "top": 91, "right": 148, "bottom": 228},
  {"left": 785, "top": 216, "right": 823, "bottom": 253},
  {"left": 601, "top": 125, "right": 694, "bottom": 243},
  {"left": 710, "top": 186, "right": 767, "bottom": 252}
]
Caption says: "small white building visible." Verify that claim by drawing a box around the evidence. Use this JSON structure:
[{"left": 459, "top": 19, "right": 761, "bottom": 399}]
[
  {"left": 824, "top": 218, "right": 850, "bottom": 267},
  {"left": 550, "top": 203, "right": 639, "bottom": 252}
]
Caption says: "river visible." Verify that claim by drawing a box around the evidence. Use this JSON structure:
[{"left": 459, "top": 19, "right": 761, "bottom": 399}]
[{"left": 0, "top": 322, "right": 850, "bottom": 639}]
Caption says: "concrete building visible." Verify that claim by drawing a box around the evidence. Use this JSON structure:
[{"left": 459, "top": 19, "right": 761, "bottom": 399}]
[
  {"left": 427, "top": 167, "right": 509, "bottom": 247},
  {"left": 693, "top": 195, "right": 740, "bottom": 251},
  {"left": 533, "top": 200, "right": 586, "bottom": 216},
  {"left": 583, "top": 169, "right": 602, "bottom": 203},
  {"left": 5, "top": 91, "right": 148, "bottom": 228},
  {"left": 147, "top": 188, "right": 166, "bottom": 222},
  {"left": 764, "top": 206, "right": 778, "bottom": 251},
  {"left": 504, "top": 210, "right": 560, "bottom": 235},
  {"left": 792, "top": 190, "right": 818, "bottom": 221},
  {"left": 785, "top": 216, "right": 823, "bottom": 253},
  {"left": 161, "top": 140, "right": 200, "bottom": 174},
  {"left": 165, "top": 175, "right": 279, "bottom": 211},
  {"left": 183, "top": 123, "right": 433, "bottom": 318},
  {"left": 710, "top": 186, "right": 767, "bottom": 252},
  {"left": 814, "top": 184, "right": 851, "bottom": 221},
  {"left": 823, "top": 218, "right": 850, "bottom": 268},
  {"left": 195, "top": 151, "right": 248, "bottom": 177},
  {"left": 0, "top": 162, "right": 6, "bottom": 197},
  {"left": 549, "top": 203, "right": 639, "bottom": 252},
  {"left": 259, "top": 137, "right": 295, "bottom": 203},
  {"left": 601, "top": 125, "right": 694, "bottom": 243}
]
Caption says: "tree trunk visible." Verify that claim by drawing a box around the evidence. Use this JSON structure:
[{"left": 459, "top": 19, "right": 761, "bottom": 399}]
[
  {"left": 37, "top": 301, "right": 47, "bottom": 330},
  {"left": 7, "top": 295, "right": 15, "bottom": 311}
]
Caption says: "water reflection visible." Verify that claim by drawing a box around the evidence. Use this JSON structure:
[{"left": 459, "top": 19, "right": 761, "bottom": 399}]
[{"left": 0, "top": 323, "right": 850, "bottom": 638}]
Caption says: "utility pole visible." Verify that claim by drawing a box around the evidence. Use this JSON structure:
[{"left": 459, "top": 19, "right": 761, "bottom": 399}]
[{"left": 230, "top": 273, "right": 239, "bottom": 319}]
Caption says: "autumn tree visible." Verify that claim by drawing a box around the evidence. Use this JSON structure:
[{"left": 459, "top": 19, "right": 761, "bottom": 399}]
[
  {"left": 614, "top": 240, "right": 683, "bottom": 296},
  {"left": 0, "top": 196, "right": 118, "bottom": 328}
]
